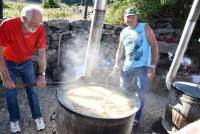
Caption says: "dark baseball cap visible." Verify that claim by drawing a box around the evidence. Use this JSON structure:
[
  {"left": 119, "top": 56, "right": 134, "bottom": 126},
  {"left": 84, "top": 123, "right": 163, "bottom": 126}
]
[{"left": 124, "top": 8, "right": 137, "bottom": 17}]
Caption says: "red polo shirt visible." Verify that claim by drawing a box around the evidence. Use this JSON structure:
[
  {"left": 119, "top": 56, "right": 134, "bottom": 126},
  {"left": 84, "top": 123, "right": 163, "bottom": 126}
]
[{"left": 0, "top": 17, "right": 46, "bottom": 63}]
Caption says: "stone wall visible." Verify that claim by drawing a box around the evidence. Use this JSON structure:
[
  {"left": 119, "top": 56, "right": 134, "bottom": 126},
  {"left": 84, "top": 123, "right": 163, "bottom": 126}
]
[
  {"left": 42, "top": 19, "right": 200, "bottom": 84},
  {"left": 42, "top": 19, "right": 122, "bottom": 82}
]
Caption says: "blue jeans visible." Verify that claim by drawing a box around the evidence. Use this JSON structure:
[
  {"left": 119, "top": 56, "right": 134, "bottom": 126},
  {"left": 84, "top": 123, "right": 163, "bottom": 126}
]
[
  {"left": 120, "top": 66, "right": 149, "bottom": 121},
  {"left": 5, "top": 59, "right": 42, "bottom": 122}
]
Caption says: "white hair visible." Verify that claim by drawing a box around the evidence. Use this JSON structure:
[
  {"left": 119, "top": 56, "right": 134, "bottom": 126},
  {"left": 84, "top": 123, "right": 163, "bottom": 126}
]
[{"left": 21, "top": 5, "right": 43, "bottom": 22}]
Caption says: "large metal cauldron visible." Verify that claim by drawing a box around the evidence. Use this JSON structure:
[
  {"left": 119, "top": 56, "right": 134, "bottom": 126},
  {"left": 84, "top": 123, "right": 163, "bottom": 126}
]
[
  {"left": 162, "top": 81, "right": 200, "bottom": 133},
  {"left": 57, "top": 78, "right": 139, "bottom": 134}
]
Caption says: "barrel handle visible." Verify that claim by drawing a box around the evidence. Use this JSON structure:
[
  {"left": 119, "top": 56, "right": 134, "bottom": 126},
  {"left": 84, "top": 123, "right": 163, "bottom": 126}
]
[{"left": 168, "top": 104, "right": 188, "bottom": 121}]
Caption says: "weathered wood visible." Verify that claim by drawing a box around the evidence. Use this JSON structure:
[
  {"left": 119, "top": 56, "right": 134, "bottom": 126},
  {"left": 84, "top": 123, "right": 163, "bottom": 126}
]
[
  {"left": 162, "top": 81, "right": 200, "bottom": 132},
  {"left": 83, "top": 0, "right": 88, "bottom": 19}
]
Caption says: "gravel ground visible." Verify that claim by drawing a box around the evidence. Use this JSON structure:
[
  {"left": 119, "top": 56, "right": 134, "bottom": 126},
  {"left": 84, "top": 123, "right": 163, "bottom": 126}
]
[
  {"left": 0, "top": 86, "right": 59, "bottom": 134},
  {"left": 0, "top": 85, "right": 169, "bottom": 134}
]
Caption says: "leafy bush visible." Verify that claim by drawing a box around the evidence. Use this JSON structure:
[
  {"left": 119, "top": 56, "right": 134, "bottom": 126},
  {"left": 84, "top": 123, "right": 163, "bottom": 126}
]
[
  {"left": 42, "top": 0, "right": 60, "bottom": 8},
  {"left": 105, "top": 0, "right": 176, "bottom": 25},
  {"left": 105, "top": 0, "right": 132, "bottom": 25}
]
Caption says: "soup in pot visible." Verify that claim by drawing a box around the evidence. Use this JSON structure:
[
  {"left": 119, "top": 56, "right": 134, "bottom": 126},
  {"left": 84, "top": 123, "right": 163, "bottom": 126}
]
[{"left": 62, "top": 85, "right": 135, "bottom": 119}]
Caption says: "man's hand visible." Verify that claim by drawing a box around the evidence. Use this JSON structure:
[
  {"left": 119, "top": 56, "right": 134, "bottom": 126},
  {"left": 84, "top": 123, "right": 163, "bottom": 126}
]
[
  {"left": 113, "top": 65, "right": 120, "bottom": 73},
  {"left": 105, "top": 65, "right": 120, "bottom": 83},
  {"left": 3, "top": 79, "right": 16, "bottom": 89},
  {"left": 36, "top": 75, "right": 46, "bottom": 88},
  {"left": 147, "top": 67, "right": 155, "bottom": 79}
]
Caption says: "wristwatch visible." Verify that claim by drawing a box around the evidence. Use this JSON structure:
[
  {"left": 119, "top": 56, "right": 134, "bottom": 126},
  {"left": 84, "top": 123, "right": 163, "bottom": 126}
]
[
  {"left": 114, "top": 65, "right": 119, "bottom": 69},
  {"left": 38, "top": 72, "right": 46, "bottom": 76},
  {"left": 149, "top": 64, "right": 156, "bottom": 69}
]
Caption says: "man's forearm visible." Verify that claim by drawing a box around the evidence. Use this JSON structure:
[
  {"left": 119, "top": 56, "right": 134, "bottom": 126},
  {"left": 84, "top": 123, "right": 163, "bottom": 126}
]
[
  {"left": 145, "top": 24, "right": 158, "bottom": 66},
  {"left": 38, "top": 59, "right": 46, "bottom": 73},
  {"left": 0, "top": 47, "right": 10, "bottom": 81},
  {"left": 115, "top": 42, "right": 123, "bottom": 67},
  {"left": 115, "top": 52, "right": 122, "bottom": 67},
  {"left": 151, "top": 42, "right": 158, "bottom": 65}
]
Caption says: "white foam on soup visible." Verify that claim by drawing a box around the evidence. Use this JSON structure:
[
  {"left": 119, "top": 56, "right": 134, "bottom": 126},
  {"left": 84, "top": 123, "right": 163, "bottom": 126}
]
[{"left": 62, "top": 85, "right": 135, "bottom": 119}]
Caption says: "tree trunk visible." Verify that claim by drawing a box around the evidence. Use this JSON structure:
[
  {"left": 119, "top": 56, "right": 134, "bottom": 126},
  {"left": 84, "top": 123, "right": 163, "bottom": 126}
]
[
  {"left": 0, "top": 0, "right": 3, "bottom": 19},
  {"left": 83, "top": 0, "right": 88, "bottom": 19}
]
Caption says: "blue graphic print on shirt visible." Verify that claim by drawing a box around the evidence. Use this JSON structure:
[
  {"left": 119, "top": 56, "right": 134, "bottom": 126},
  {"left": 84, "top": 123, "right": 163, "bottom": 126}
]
[{"left": 120, "top": 23, "right": 151, "bottom": 68}]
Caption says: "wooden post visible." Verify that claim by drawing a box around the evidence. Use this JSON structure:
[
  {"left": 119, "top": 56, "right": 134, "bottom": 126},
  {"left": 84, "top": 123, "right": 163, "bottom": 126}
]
[
  {"left": 83, "top": 0, "right": 88, "bottom": 19},
  {"left": 0, "top": 0, "right": 3, "bottom": 19}
]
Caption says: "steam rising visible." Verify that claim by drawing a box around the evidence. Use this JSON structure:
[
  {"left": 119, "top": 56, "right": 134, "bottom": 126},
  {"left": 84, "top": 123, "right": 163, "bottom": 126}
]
[
  {"left": 59, "top": 29, "right": 119, "bottom": 83},
  {"left": 61, "top": 35, "right": 88, "bottom": 81}
]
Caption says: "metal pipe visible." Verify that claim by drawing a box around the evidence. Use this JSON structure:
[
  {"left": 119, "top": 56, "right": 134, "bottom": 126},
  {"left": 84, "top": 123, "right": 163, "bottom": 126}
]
[
  {"left": 166, "top": 0, "right": 200, "bottom": 89},
  {"left": 84, "top": 0, "right": 107, "bottom": 76},
  {"left": 57, "top": 31, "right": 71, "bottom": 66},
  {"left": 94, "top": 0, "right": 107, "bottom": 10}
]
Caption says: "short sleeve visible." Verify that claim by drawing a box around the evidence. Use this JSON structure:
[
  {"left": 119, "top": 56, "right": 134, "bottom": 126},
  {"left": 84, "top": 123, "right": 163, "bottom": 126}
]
[
  {"left": 36, "top": 25, "right": 46, "bottom": 48},
  {"left": 0, "top": 21, "right": 10, "bottom": 47}
]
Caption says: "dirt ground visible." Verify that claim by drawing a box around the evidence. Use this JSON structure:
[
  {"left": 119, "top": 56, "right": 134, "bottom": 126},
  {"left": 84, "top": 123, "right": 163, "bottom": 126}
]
[{"left": 0, "top": 83, "right": 169, "bottom": 134}]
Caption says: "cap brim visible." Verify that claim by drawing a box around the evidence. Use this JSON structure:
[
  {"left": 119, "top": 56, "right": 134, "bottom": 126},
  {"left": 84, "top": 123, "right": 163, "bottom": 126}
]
[{"left": 124, "top": 13, "right": 136, "bottom": 17}]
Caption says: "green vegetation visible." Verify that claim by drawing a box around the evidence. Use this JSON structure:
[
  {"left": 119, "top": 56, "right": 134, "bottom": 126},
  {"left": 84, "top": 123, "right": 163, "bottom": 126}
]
[
  {"left": 3, "top": 1, "right": 24, "bottom": 17},
  {"left": 2, "top": 0, "right": 199, "bottom": 46},
  {"left": 42, "top": 0, "right": 60, "bottom": 8},
  {"left": 3, "top": 1, "right": 85, "bottom": 21},
  {"left": 105, "top": 0, "right": 176, "bottom": 25},
  {"left": 2, "top": 0, "right": 196, "bottom": 29}
]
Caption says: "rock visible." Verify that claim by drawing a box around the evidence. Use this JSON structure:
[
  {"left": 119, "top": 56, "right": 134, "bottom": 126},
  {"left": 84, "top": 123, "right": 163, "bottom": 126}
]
[
  {"left": 45, "top": 25, "right": 53, "bottom": 35},
  {"left": 47, "top": 49, "right": 57, "bottom": 57},
  {"left": 46, "top": 19, "right": 71, "bottom": 29},
  {"left": 71, "top": 20, "right": 91, "bottom": 29},
  {"left": 104, "top": 24, "right": 113, "bottom": 29},
  {"left": 49, "top": 40, "right": 59, "bottom": 49}
]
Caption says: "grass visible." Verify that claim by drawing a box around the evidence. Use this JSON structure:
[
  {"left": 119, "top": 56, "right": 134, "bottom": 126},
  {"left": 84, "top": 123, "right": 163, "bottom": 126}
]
[
  {"left": 3, "top": 0, "right": 93, "bottom": 21},
  {"left": 3, "top": 1, "right": 120, "bottom": 25},
  {"left": 3, "top": 1, "right": 24, "bottom": 17}
]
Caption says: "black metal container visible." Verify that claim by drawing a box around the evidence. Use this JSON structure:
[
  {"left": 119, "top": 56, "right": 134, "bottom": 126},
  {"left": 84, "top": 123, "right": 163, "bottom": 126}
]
[
  {"left": 162, "top": 81, "right": 200, "bottom": 133},
  {"left": 57, "top": 80, "right": 139, "bottom": 134}
]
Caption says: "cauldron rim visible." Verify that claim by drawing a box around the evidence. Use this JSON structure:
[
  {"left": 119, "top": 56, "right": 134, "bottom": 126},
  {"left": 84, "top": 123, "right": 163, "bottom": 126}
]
[
  {"left": 172, "top": 81, "right": 200, "bottom": 100},
  {"left": 57, "top": 82, "right": 140, "bottom": 120}
]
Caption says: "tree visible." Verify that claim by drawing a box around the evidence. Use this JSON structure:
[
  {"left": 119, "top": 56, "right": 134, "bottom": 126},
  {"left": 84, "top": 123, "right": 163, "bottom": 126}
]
[
  {"left": 0, "top": 0, "right": 3, "bottom": 19},
  {"left": 83, "top": 0, "right": 88, "bottom": 19},
  {"left": 42, "top": 0, "right": 60, "bottom": 8},
  {"left": 105, "top": 0, "right": 177, "bottom": 24}
]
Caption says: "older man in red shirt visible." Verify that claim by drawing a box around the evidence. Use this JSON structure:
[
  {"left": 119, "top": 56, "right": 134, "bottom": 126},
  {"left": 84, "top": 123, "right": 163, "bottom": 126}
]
[{"left": 0, "top": 5, "right": 46, "bottom": 133}]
